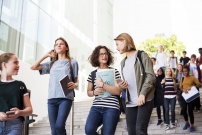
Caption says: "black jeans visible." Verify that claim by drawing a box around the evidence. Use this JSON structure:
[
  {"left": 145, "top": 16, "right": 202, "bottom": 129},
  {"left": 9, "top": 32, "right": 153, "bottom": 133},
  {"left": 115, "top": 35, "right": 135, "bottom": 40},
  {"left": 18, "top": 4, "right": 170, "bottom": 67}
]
[
  {"left": 120, "top": 98, "right": 126, "bottom": 114},
  {"left": 126, "top": 100, "right": 153, "bottom": 135},
  {"left": 156, "top": 105, "right": 165, "bottom": 121},
  {"left": 181, "top": 97, "right": 194, "bottom": 124},
  {"left": 193, "top": 95, "right": 201, "bottom": 110}
]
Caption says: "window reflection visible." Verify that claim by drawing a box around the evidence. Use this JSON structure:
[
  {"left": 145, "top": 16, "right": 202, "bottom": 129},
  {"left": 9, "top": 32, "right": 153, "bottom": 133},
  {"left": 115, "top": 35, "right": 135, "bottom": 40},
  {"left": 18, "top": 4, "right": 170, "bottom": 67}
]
[
  {"left": 0, "top": 19, "right": 20, "bottom": 54},
  {"left": 19, "top": 0, "right": 39, "bottom": 63},
  {"left": 36, "top": 9, "right": 52, "bottom": 59}
]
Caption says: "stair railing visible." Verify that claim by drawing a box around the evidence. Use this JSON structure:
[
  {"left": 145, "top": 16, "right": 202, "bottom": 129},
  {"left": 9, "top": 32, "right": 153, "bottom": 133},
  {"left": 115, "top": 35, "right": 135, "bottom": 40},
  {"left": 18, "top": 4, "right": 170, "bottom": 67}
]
[{"left": 70, "top": 101, "right": 74, "bottom": 135}]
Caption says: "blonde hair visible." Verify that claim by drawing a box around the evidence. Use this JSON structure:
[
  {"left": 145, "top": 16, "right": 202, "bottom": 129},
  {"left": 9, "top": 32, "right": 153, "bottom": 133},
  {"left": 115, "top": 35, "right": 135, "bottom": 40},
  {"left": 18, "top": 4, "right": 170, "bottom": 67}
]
[
  {"left": 114, "top": 33, "right": 136, "bottom": 53},
  {"left": 165, "top": 67, "right": 177, "bottom": 91}
]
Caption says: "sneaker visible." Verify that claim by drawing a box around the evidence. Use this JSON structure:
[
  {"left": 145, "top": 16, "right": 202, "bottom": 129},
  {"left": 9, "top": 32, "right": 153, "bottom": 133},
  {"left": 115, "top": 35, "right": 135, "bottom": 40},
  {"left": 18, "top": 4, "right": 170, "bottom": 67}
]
[
  {"left": 165, "top": 124, "right": 170, "bottom": 130},
  {"left": 171, "top": 123, "right": 176, "bottom": 128},
  {"left": 190, "top": 127, "right": 195, "bottom": 132},
  {"left": 157, "top": 119, "right": 163, "bottom": 126},
  {"left": 183, "top": 123, "right": 190, "bottom": 130}
]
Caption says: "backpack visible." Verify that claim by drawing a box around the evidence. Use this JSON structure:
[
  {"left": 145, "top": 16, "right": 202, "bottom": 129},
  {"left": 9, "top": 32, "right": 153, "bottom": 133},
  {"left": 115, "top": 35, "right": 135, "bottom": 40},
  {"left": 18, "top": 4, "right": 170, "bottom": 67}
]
[{"left": 137, "top": 50, "right": 164, "bottom": 108}]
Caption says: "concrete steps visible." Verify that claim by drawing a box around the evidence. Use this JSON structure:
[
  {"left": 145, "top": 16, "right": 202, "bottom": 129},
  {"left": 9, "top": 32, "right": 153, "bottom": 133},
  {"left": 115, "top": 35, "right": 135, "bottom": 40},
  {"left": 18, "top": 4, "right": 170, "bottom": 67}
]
[{"left": 29, "top": 89, "right": 202, "bottom": 135}]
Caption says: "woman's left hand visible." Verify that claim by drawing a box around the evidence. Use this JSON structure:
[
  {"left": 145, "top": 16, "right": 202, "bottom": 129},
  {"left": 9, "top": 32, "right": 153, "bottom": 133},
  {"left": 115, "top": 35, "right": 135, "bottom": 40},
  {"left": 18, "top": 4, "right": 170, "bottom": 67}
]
[
  {"left": 137, "top": 94, "right": 145, "bottom": 106},
  {"left": 6, "top": 108, "right": 21, "bottom": 120},
  {"left": 67, "top": 82, "right": 78, "bottom": 89}
]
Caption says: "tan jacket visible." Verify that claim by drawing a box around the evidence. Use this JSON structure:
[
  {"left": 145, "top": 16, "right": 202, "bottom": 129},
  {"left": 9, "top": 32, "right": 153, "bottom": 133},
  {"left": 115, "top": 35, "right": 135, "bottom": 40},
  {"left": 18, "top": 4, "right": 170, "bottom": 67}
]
[{"left": 120, "top": 51, "right": 156, "bottom": 103}]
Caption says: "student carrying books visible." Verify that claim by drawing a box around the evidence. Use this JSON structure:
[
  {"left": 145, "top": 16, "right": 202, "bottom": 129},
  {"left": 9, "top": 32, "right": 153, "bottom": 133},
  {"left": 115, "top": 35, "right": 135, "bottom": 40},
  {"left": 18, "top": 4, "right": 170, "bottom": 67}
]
[{"left": 85, "top": 45, "right": 121, "bottom": 135}]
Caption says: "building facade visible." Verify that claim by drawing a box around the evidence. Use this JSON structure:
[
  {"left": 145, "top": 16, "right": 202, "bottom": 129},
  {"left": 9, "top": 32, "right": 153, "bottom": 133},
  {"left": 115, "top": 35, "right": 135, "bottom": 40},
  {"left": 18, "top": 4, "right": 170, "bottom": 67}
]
[{"left": 0, "top": 0, "right": 114, "bottom": 120}]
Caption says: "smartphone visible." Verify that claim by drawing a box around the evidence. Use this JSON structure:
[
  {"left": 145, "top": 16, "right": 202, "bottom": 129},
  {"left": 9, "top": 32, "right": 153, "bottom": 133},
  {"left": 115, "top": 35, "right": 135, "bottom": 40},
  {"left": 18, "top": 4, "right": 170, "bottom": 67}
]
[
  {"left": 117, "top": 78, "right": 123, "bottom": 83},
  {"left": 6, "top": 111, "right": 15, "bottom": 115},
  {"left": 50, "top": 49, "right": 54, "bottom": 61}
]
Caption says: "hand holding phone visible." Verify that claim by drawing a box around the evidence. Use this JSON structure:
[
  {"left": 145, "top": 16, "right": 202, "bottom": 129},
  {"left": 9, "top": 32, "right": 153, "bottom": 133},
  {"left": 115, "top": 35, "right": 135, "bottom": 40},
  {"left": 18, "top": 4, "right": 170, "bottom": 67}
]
[
  {"left": 117, "top": 78, "right": 123, "bottom": 83},
  {"left": 6, "top": 111, "right": 15, "bottom": 115}
]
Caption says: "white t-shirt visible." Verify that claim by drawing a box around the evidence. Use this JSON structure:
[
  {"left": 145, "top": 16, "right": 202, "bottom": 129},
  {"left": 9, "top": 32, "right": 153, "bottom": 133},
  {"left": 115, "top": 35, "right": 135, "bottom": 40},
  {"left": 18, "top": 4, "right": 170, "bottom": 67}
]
[
  {"left": 156, "top": 52, "right": 167, "bottom": 67},
  {"left": 153, "top": 64, "right": 160, "bottom": 74},
  {"left": 190, "top": 63, "right": 198, "bottom": 79}
]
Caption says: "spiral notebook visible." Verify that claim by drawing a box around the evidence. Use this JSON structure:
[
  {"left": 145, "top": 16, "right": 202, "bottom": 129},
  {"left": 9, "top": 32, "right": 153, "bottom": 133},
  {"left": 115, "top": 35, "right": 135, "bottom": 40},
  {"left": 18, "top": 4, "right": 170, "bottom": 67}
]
[{"left": 59, "top": 75, "right": 73, "bottom": 97}]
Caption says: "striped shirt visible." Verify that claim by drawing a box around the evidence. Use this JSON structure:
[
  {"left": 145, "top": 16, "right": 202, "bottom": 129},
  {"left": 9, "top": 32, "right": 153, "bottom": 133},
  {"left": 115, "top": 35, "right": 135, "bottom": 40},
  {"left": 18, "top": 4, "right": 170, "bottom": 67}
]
[
  {"left": 87, "top": 68, "right": 121, "bottom": 110},
  {"left": 164, "top": 78, "right": 177, "bottom": 98}
]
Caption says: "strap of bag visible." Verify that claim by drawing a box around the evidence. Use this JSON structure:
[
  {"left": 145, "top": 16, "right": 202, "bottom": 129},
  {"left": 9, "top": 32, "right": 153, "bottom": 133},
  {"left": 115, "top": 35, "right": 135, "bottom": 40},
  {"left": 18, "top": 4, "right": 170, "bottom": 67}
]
[
  {"left": 50, "top": 60, "right": 76, "bottom": 82},
  {"left": 91, "top": 69, "right": 97, "bottom": 90}
]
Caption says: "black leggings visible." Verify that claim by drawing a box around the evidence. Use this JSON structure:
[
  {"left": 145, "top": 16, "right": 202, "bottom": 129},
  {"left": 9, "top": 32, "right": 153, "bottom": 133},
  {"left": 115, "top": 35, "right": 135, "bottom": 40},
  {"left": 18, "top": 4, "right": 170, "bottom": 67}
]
[
  {"left": 126, "top": 100, "right": 153, "bottom": 135},
  {"left": 181, "top": 97, "right": 194, "bottom": 124},
  {"left": 156, "top": 105, "right": 165, "bottom": 121}
]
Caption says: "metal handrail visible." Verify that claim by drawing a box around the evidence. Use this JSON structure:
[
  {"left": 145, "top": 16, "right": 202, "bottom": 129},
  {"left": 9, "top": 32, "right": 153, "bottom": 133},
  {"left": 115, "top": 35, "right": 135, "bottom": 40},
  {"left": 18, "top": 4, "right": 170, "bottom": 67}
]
[{"left": 70, "top": 101, "right": 74, "bottom": 135}]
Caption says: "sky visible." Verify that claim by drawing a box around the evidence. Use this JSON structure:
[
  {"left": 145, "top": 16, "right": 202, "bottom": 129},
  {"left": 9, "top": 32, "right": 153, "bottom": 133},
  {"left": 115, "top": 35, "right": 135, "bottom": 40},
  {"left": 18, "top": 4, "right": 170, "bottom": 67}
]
[{"left": 113, "top": 0, "right": 202, "bottom": 57}]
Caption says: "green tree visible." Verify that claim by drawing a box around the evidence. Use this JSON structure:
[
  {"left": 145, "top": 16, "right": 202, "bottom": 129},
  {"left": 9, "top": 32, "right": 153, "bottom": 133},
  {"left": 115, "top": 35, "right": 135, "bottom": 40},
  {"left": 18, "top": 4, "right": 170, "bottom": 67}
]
[{"left": 137, "top": 34, "right": 186, "bottom": 58}]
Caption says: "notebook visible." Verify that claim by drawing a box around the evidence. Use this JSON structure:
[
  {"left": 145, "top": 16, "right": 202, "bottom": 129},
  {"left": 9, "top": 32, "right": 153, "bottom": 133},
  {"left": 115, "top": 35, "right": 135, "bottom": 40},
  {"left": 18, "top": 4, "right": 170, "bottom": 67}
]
[{"left": 59, "top": 75, "right": 73, "bottom": 97}]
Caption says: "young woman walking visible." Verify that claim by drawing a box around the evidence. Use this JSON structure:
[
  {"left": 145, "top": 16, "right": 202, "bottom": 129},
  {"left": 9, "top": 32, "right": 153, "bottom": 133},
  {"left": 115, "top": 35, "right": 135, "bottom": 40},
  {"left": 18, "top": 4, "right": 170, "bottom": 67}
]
[{"left": 31, "top": 37, "right": 78, "bottom": 135}]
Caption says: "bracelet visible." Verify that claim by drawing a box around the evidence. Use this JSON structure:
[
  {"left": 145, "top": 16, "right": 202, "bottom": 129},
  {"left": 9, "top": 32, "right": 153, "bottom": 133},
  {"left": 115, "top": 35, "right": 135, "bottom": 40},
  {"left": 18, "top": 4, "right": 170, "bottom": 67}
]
[{"left": 101, "top": 83, "right": 104, "bottom": 88}]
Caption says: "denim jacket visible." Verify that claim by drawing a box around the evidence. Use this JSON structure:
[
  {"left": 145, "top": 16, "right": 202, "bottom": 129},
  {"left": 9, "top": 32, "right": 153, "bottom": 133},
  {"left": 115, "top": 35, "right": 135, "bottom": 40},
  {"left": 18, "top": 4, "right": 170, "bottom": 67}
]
[{"left": 120, "top": 51, "right": 156, "bottom": 103}]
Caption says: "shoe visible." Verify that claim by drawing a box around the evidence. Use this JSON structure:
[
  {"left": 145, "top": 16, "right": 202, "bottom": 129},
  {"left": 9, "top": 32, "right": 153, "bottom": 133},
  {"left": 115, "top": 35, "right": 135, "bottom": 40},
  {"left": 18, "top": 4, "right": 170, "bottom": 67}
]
[
  {"left": 171, "top": 123, "right": 176, "bottom": 128},
  {"left": 190, "top": 127, "right": 195, "bottom": 132},
  {"left": 196, "top": 109, "right": 200, "bottom": 113},
  {"left": 183, "top": 123, "right": 190, "bottom": 130},
  {"left": 157, "top": 119, "right": 163, "bottom": 126},
  {"left": 165, "top": 124, "right": 170, "bottom": 130}
]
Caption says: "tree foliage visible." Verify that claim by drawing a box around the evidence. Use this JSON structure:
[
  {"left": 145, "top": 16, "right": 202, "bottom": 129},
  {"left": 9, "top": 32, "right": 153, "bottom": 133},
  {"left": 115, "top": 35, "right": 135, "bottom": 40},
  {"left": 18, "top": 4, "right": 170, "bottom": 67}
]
[{"left": 137, "top": 34, "right": 186, "bottom": 58}]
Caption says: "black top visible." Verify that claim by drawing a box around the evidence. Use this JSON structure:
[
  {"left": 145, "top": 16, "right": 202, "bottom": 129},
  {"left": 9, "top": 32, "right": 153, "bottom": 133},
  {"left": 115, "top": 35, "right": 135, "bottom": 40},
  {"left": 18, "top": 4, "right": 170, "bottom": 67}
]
[
  {"left": 180, "top": 57, "right": 190, "bottom": 65},
  {"left": 0, "top": 80, "right": 28, "bottom": 122}
]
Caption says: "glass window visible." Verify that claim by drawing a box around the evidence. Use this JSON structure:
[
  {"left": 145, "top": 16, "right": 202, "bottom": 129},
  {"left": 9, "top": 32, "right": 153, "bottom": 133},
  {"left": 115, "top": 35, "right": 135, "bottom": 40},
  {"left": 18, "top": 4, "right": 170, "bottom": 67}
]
[
  {"left": 39, "top": 0, "right": 52, "bottom": 16},
  {"left": 0, "top": 0, "right": 23, "bottom": 54},
  {"left": 19, "top": 0, "right": 39, "bottom": 64},
  {"left": 0, "top": 22, "right": 20, "bottom": 53},
  {"left": 0, "top": 0, "right": 2, "bottom": 19},
  {"left": 30, "top": 0, "right": 39, "bottom": 6},
  {"left": 36, "top": 10, "right": 52, "bottom": 59},
  {"left": 1, "top": 0, "right": 23, "bottom": 32}
]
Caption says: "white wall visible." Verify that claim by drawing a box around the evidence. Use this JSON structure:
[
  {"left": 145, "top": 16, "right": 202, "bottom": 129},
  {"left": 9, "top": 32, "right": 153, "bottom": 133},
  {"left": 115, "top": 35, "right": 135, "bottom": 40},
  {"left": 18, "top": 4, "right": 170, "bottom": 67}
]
[{"left": 13, "top": 60, "right": 49, "bottom": 121}]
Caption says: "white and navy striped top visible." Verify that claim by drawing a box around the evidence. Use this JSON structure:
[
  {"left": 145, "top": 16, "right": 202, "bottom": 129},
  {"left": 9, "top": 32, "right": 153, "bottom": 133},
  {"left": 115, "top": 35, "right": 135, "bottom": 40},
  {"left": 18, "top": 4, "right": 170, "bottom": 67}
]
[
  {"left": 87, "top": 68, "right": 121, "bottom": 110},
  {"left": 164, "top": 78, "right": 177, "bottom": 98}
]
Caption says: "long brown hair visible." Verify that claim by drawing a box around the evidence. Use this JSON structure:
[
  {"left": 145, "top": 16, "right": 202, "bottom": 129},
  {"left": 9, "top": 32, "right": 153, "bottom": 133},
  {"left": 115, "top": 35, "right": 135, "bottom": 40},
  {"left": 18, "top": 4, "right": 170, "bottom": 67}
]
[
  {"left": 52, "top": 37, "right": 71, "bottom": 61},
  {"left": 114, "top": 33, "right": 136, "bottom": 53},
  {"left": 52, "top": 37, "right": 76, "bottom": 82}
]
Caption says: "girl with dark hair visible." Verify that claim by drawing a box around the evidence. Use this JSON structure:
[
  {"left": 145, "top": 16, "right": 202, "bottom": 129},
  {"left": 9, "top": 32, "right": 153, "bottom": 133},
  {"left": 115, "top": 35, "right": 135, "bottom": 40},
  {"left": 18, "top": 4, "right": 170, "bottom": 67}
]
[
  {"left": 85, "top": 45, "right": 121, "bottom": 135},
  {"left": 31, "top": 37, "right": 78, "bottom": 135},
  {"left": 156, "top": 68, "right": 165, "bottom": 125},
  {"left": 180, "top": 66, "right": 202, "bottom": 132}
]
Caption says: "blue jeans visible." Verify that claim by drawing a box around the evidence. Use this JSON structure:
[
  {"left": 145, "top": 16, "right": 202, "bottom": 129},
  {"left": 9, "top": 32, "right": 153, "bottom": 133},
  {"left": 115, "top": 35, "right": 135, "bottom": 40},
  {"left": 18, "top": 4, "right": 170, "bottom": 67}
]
[
  {"left": 85, "top": 106, "right": 120, "bottom": 135},
  {"left": 164, "top": 97, "right": 176, "bottom": 124},
  {"left": 126, "top": 100, "right": 153, "bottom": 135},
  {"left": 48, "top": 98, "right": 72, "bottom": 135},
  {"left": 0, "top": 118, "right": 23, "bottom": 135}
]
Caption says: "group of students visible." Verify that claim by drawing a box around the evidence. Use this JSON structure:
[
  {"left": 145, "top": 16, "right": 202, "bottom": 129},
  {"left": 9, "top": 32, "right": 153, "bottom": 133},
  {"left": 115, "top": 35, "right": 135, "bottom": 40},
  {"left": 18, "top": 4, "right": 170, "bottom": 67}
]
[
  {"left": 1, "top": 34, "right": 201, "bottom": 135},
  {"left": 0, "top": 33, "right": 156, "bottom": 135},
  {"left": 151, "top": 46, "right": 202, "bottom": 132}
]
